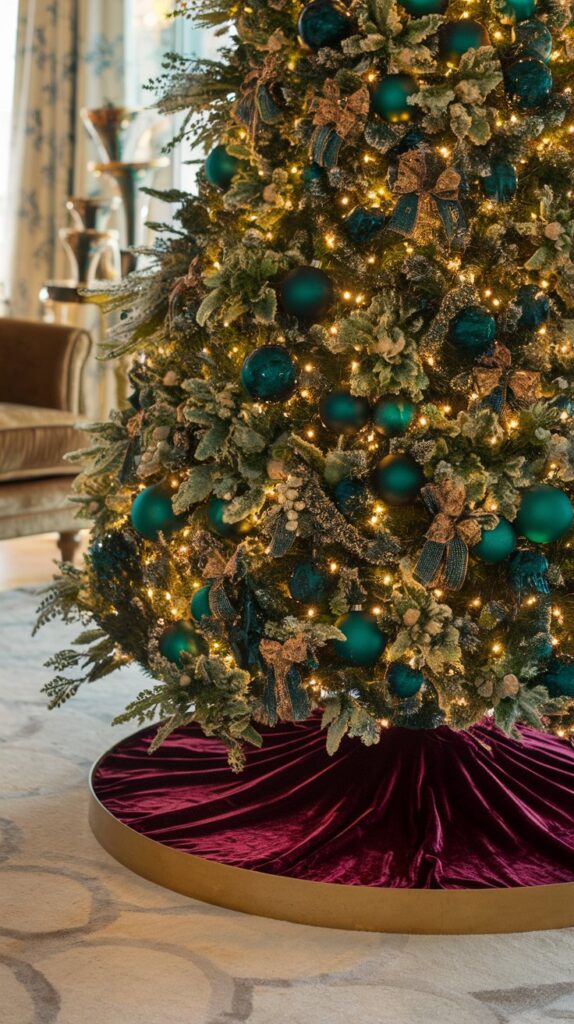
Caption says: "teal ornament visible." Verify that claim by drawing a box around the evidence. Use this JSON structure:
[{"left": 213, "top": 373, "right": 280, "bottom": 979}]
[
  {"left": 319, "top": 391, "right": 370, "bottom": 435},
  {"left": 538, "top": 658, "right": 574, "bottom": 698},
  {"left": 505, "top": 58, "right": 552, "bottom": 109},
  {"left": 289, "top": 560, "right": 330, "bottom": 604},
  {"left": 130, "top": 483, "right": 185, "bottom": 541},
  {"left": 207, "top": 496, "right": 251, "bottom": 539},
  {"left": 399, "top": 0, "right": 447, "bottom": 14},
  {"left": 333, "top": 610, "right": 387, "bottom": 667},
  {"left": 204, "top": 145, "right": 241, "bottom": 191},
  {"left": 448, "top": 305, "right": 496, "bottom": 358},
  {"left": 514, "top": 19, "right": 552, "bottom": 62},
  {"left": 343, "top": 206, "right": 385, "bottom": 246},
  {"left": 302, "top": 162, "right": 325, "bottom": 185},
  {"left": 501, "top": 0, "right": 536, "bottom": 23},
  {"left": 388, "top": 662, "right": 424, "bottom": 697},
  {"left": 472, "top": 519, "right": 517, "bottom": 563},
  {"left": 516, "top": 485, "right": 573, "bottom": 544},
  {"left": 515, "top": 284, "right": 550, "bottom": 330},
  {"left": 298, "top": 0, "right": 353, "bottom": 50},
  {"left": 373, "top": 453, "right": 424, "bottom": 505},
  {"left": 508, "top": 549, "right": 549, "bottom": 594},
  {"left": 333, "top": 477, "right": 368, "bottom": 516},
  {"left": 373, "top": 395, "right": 416, "bottom": 437},
  {"left": 190, "top": 584, "right": 212, "bottom": 621},
  {"left": 481, "top": 161, "right": 518, "bottom": 203},
  {"left": 159, "top": 621, "right": 208, "bottom": 666},
  {"left": 278, "top": 266, "right": 334, "bottom": 321},
  {"left": 371, "top": 74, "right": 418, "bottom": 124},
  {"left": 552, "top": 394, "right": 574, "bottom": 417},
  {"left": 241, "top": 345, "right": 297, "bottom": 402},
  {"left": 439, "top": 20, "right": 490, "bottom": 64}
]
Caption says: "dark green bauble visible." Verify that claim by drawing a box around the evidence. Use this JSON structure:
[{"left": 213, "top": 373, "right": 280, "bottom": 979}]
[
  {"left": 204, "top": 145, "right": 241, "bottom": 191},
  {"left": 538, "top": 658, "right": 574, "bottom": 698},
  {"left": 438, "top": 20, "right": 490, "bottom": 64},
  {"left": 505, "top": 58, "right": 552, "bottom": 109},
  {"left": 481, "top": 161, "right": 518, "bottom": 203},
  {"left": 333, "top": 477, "right": 368, "bottom": 516},
  {"left": 500, "top": 0, "right": 537, "bottom": 23},
  {"left": 159, "top": 621, "right": 208, "bottom": 666},
  {"left": 89, "top": 530, "right": 142, "bottom": 603},
  {"left": 302, "top": 162, "right": 325, "bottom": 186},
  {"left": 388, "top": 662, "right": 424, "bottom": 697},
  {"left": 241, "top": 345, "right": 297, "bottom": 402},
  {"left": 373, "top": 395, "right": 416, "bottom": 438},
  {"left": 130, "top": 483, "right": 185, "bottom": 541},
  {"left": 319, "top": 391, "right": 371, "bottom": 435},
  {"left": 298, "top": 0, "right": 353, "bottom": 50},
  {"left": 207, "top": 496, "right": 252, "bottom": 539},
  {"left": 472, "top": 519, "right": 517, "bottom": 564},
  {"left": 277, "top": 266, "right": 335, "bottom": 321},
  {"left": 289, "top": 560, "right": 330, "bottom": 604},
  {"left": 333, "top": 610, "right": 387, "bottom": 667},
  {"left": 515, "top": 283, "right": 550, "bottom": 330},
  {"left": 398, "top": 0, "right": 448, "bottom": 15},
  {"left": 516, "top": 485, "right": 573, "bottom": 544},
  {"left": 371, "top": 74, "right": 418, "bottom": 124},
  {"left": 343, "top": 206, "right": 386, "bottom": 246},
  {"left": 190, "top": 584, "right": 212, "bottom": 621},
  {"left": 448, "top": 305, "right": 496, "bottom": 358},
  {"left": 514, "top": 19, "right": 552, "bottom": 62},
  {"left": 373, "top": 453, "right": 424, "bottom": 505}
]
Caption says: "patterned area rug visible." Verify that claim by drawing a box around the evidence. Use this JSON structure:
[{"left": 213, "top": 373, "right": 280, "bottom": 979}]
[{"left": 1, "top": 586, "right": 573, "bottom": 1024}]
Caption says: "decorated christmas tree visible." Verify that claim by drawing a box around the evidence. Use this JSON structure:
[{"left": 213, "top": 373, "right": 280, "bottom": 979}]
[{"left": 39, "top": 0, "right": 574, "bottom": 772}]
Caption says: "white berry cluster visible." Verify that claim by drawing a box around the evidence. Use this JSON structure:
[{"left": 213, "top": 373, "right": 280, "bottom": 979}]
[{"left": 277, "top": 474, "right": 306, "bottom": 533}]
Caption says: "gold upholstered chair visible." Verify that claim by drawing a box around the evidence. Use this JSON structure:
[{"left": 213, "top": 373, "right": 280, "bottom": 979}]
[{"left": 0, "top": 318, "right": 92, "bottom": 561}]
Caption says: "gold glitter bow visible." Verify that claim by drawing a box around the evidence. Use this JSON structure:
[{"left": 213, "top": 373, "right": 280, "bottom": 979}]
[
  {"left": 259, "top": 635, "right": 309, "bottom": 719},
  {"left": 309, "top": 80, "right": 370, "bottom": 167},
  {"left": 473, "top": 342, "right": 541, "bottom": 416},
  {"left": 234, "top": 54, "right": 283, "bottom": 138},
  {"left": 388, "top": 148, "right": 466, "bottom": 241},
  {"left": 415, "top": 478, "right": 483, "bottom": 591}
]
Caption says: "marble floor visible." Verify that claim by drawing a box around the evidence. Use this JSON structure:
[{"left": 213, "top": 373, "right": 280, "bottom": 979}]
[{"left": 0, "top": 549, "right": 573, "bottom": 1023}]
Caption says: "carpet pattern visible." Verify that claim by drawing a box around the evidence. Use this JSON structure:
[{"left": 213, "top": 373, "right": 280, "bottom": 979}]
[{"left": 1, "top": 586, "right": 574, "bottom": 1024}]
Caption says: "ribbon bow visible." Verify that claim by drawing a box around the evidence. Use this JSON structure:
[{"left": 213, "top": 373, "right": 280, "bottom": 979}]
[
  {"left": 414, "top": 478, "right": 483, "bottom": 591},
  {"left": 259, "top": 635, "right": 309, "bottom": 719},
  {"left": 473, "top": 342, "right": 540, "bottom": 416},
  {"left": 309, "top": 80, "right": 370, "bottom": 168},
  {"left": 388, "top": 148, "right": 467, "bottom": 242},
  {"left": 234, "top": 55, "right": 283, "bottom": 138}
]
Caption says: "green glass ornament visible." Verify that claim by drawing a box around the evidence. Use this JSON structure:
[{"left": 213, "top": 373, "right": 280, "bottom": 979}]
[
  {"left": 398, "top": 0, "right": 448, "bottom": 14},
  {"left": 505, "top": 58, "right": 552, "bottom": 109},
  {"left": 159, "top": 621, "right": 208, "bottom": 666},
  {"left": 388, "top": 662, "right": 424, "bottom": 697},
  {"left": 371, "top": 74, "right": 418, "bottom": 124},
  {"left": 204, "top": 145, "right": 241, "bottom": 190},
  {"left": 514, "top": 19, "right": 552, "bottom": 62},
  {"left": 500, "top": 0, "right": 537, "bottom": 24},
  {"left": 516, "top": 485, "right": 573, "bottom": 544},
  {"left": 343, "top": 206, "right": 385, "bottom": 246},
  {"left": 515, "top": 284, "right": 550, "bottom": 330},
  {"left": 472, "top": 519, "right": 517, "bottom": 563},
  {"left": 207, "top": 496, "right": 251, "bottom": 539},
  {"left": 130, "top": 483, "right": 185, "bottom": 541},
  {"left": 438, "top": 20, "right": 490, "bottom": 65},
  {"left": 448, "top": 305, "right": 496, "bottom": 358},
  {"left": 372, "top": 396, "right": 416, "bottom": 437},
  {"left": 333, "top": 610, "right": 387, "bottom": 667},
  {"left": 481, "top": 161, "right": 518, "bottom": 203},
  {"left": 333, "top": 477, "right": 368, "bottom": 516},
  {"left": 241, "top": 345, "right": 298, "bottom": 402},
  {"left": 191, "top": 584, "right": 212, "bottom": 621},
  {"left": 298, "top": 0, "right": 353, "bottom": 50},
  {"left": 538, "top": 658, "right": 574, "bottom": 698},
  {"left": 277, "top": 266, "right": 335, "bottom": 321},
  {"left": 319, "top": 391, "right": 371, "bottom": 435},
  {"left": 373, "top": 453, "right": 424, "bottom": 505},
  {"left": 289, "top": 560, "right": 330, "bottom": 603}
]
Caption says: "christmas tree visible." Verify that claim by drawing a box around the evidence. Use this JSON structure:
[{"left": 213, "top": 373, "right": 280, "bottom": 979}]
[{"left": 39, "top": 0, "right": 574, "bottom": 770}]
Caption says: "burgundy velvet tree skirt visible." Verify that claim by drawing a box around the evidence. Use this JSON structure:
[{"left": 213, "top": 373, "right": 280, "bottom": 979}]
[{"left": 89, "top": 714, "right": 574, "bottom": 933}]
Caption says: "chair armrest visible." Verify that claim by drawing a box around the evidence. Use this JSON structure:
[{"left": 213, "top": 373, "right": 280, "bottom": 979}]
[{"left": 0, "top": 318, "right": 92, "bottom": 413}]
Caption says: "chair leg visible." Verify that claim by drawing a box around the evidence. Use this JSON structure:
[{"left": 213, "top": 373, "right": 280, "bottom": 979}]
[{"left": 57, "top": 531, "right": 82, "bottom": 563}]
